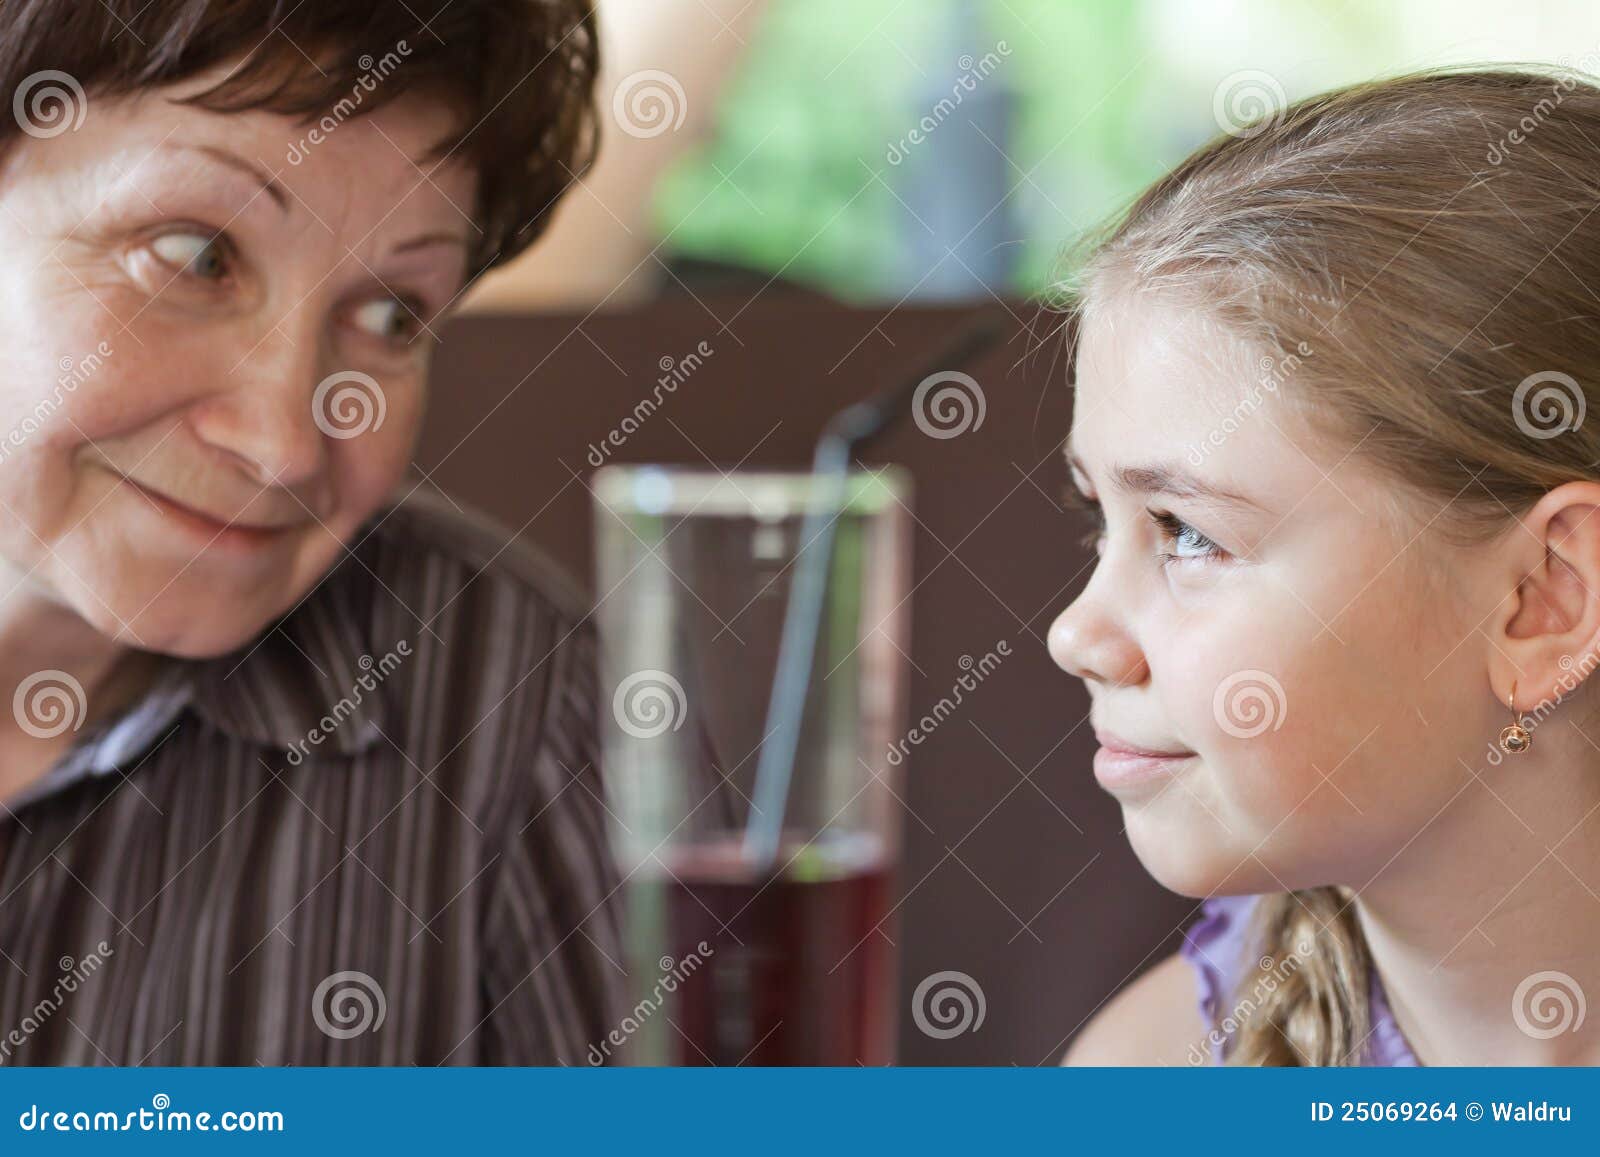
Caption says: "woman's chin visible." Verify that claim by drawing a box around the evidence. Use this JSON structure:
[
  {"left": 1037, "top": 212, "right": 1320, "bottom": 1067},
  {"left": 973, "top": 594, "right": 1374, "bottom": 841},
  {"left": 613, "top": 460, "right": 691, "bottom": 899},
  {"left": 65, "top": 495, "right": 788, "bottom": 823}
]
[{"left": 65, "top": 587, "right": 272, "bottom": 660}]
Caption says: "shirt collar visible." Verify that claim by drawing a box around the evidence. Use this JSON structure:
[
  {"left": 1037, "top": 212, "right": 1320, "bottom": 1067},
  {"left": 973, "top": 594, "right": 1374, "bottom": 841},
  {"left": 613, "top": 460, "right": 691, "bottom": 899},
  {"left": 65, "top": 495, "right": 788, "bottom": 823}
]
[{"left": 173, "top": 538, "right": 399, "bottom": 763}]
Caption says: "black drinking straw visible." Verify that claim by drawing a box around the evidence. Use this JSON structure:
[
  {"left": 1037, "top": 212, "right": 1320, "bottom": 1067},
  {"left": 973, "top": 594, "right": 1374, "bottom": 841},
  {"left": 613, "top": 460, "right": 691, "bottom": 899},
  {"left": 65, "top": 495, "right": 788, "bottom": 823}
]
[{"left": 740, "top": 318, "right": 1005, "bottom": 871}]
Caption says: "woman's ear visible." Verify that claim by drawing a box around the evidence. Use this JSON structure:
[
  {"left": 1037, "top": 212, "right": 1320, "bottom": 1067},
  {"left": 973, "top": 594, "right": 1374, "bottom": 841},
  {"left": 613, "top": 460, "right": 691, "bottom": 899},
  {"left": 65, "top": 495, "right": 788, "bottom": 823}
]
[{"left": 1493, "top": 480, "right": 1600, "bottom": 710}]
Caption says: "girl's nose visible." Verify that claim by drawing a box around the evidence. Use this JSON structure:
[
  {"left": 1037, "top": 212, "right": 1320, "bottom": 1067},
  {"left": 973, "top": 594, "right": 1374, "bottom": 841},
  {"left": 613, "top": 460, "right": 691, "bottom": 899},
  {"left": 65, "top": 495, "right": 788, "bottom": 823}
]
[{"left": 1048, "top": 589, "right": 1147, "bottom": 688}]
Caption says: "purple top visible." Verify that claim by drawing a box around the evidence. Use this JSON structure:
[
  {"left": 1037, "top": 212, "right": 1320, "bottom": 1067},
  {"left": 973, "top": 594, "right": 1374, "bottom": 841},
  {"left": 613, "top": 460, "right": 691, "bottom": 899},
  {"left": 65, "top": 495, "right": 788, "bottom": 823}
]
[{"left": 1179, "top": 894, "right": 1418, "bottom": 1066}]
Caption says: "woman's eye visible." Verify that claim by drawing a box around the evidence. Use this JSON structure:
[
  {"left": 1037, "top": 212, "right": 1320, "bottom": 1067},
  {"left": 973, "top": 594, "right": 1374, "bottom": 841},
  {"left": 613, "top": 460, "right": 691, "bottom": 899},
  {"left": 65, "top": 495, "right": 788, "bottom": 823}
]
[
  {"left": 1149, "top": 510, "right": 1227, "bottom": 565},
  {"left": 148, "top": 230, "right": 230, "bottom": 280},
  {"left": 351, "top": 296, "right": 423, "bottom": 343}
]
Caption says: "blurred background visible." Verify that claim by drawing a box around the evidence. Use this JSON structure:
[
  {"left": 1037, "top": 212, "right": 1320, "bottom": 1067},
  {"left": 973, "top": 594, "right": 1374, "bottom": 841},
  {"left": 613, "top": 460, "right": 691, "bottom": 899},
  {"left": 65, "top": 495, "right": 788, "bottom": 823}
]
[
  {"left": 462, "top": 0, "right": 1600, "bottom": 313},
  {"left": 416, "top": 0, "right": 1600, "bottom": 1063}
]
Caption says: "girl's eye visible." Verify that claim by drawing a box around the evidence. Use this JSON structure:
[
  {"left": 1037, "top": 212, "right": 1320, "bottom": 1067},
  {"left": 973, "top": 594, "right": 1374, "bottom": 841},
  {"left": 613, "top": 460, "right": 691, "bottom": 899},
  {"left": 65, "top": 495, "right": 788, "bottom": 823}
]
[
  {"left": 1149, "top": 509, "right": 1228, "bottom": 565},
  {"left": 1061, "top": 484, "right": 1228, "bottom": 566},
  {"left": 351, "top": 296, "right": 423, "bottom": 344},
  {"left": 148, "top": 230, "right": 230, "bottom": 281}
]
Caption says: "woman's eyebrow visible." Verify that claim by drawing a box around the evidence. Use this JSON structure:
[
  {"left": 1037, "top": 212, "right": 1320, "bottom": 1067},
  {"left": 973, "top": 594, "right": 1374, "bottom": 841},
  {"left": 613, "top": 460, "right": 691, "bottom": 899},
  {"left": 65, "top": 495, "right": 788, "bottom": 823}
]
[
  {"left": 164, "top": 143, "right": 288, "bottom": 214},
  {"left": 1064, "top": 448, "right": 1264, "bottom": 512},
  {"left": 392, "top": 231, "right": 470, "bottom": 255}
]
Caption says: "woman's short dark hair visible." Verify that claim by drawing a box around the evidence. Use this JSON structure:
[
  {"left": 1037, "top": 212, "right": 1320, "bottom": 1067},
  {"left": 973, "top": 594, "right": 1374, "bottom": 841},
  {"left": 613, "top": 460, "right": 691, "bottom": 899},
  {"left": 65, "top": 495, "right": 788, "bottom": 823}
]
[{"left": 0, "top": 0, "right": 600, "bottom": 281}]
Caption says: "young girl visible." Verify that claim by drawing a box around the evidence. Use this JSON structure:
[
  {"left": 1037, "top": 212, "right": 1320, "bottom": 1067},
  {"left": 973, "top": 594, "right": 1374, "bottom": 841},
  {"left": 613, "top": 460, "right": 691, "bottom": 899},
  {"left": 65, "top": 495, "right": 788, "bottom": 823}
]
[{"left": 1053, "top": 66, "right": 1600, "bottom": 1066}]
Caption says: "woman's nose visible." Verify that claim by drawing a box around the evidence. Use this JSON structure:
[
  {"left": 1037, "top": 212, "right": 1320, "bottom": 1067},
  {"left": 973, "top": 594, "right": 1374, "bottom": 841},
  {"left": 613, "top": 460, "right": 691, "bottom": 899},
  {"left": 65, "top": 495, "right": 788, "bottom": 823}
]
[
  {"left": 1048, "top": 586, "right": 1147, "bottom": 688},
  {"left": 186, "top": 332, "right": 332, "bottom": 489}
]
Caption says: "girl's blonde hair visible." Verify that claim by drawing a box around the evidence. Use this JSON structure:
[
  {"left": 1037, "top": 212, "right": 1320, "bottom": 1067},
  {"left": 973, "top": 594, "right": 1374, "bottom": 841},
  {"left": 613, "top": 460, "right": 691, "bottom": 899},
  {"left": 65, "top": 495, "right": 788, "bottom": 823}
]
[{"left": 1067, "top": 66, "right": 1600, "bottom": 1065}]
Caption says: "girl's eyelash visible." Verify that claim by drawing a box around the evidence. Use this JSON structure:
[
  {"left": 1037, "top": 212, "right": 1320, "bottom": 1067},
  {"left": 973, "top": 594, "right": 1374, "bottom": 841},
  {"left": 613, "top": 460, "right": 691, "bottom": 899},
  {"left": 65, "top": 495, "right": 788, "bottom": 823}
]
[
  {"left": 1060, "top": 484, "right": 1228, "bottom": 564},
  {"left": 1148, "top": 509, "right": 1227, "bottom": 565}
]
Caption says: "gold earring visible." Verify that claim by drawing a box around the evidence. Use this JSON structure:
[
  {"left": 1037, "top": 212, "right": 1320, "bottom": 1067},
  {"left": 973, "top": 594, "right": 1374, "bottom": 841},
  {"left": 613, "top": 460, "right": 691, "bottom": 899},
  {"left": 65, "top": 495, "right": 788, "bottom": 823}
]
[{"left": 1498, "top": 680, "right": 1531, "bottom": 755}]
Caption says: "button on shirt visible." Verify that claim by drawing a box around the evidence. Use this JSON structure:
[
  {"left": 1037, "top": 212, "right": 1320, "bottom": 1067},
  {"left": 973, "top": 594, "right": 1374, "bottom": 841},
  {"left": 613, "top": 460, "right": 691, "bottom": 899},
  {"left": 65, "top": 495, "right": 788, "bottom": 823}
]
[{"left": 0, "top": 487, "right": 625, "bottom": 1064}]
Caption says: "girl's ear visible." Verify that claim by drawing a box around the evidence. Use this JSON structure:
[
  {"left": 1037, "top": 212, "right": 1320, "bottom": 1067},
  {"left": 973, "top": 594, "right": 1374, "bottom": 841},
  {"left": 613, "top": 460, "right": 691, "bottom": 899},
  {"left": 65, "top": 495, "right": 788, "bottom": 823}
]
[{"left": 1493, "top": 480, "right": 1600, "bottom": 710}]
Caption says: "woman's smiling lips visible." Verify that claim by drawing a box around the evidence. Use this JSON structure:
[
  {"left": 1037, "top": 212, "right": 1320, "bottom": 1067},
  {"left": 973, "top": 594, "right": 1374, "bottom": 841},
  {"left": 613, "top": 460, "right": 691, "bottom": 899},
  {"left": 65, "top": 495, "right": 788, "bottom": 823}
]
[
  {"left": 115, "top": 472, "right": 298, "bottom": 553},
  {"left": 1092, "top": 727, "right": 1196, "bottom": 792}
]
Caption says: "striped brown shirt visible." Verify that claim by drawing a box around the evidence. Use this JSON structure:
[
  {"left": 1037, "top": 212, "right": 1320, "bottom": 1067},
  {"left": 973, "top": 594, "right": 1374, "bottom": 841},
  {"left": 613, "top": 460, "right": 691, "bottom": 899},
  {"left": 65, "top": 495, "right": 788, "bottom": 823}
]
[{"left": 0, "top": 486, "right": 625, "bottom": 1064}]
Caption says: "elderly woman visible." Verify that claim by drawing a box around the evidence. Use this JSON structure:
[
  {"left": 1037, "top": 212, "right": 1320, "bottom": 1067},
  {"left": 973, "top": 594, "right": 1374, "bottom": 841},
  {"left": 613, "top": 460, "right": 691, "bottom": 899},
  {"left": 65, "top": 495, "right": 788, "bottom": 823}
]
[{"left": 0, "top": 0, "right": 620, "bottom": 1064}]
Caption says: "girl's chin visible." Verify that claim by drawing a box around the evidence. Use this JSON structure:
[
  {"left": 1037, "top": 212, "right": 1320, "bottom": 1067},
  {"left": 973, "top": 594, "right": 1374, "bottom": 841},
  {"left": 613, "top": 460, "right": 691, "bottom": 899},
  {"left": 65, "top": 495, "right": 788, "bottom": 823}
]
[{"left": 1123, "top": 821, "right": 1267, "bottom": 898}]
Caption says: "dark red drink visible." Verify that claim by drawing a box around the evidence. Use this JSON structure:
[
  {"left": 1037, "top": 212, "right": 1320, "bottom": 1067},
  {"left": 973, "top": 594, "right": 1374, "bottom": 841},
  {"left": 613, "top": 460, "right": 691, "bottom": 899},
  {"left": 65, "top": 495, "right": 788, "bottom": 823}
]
[{"left": 659, "top": 831, "right": 895, "bottom": 1065}]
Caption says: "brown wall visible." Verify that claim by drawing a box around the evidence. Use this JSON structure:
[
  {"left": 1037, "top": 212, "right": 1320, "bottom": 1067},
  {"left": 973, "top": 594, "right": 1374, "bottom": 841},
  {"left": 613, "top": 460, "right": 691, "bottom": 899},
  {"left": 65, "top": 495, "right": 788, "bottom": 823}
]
[{"left": 419, "top": 295, "right": 1198, "bottom": 1064}]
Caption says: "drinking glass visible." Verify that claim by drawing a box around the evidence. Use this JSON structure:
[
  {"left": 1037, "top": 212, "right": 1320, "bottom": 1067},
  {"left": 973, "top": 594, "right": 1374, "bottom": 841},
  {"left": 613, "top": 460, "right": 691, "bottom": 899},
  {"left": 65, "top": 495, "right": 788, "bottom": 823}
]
[{"left": 592, "top": 465, "right": 911, "bottom": 1065}]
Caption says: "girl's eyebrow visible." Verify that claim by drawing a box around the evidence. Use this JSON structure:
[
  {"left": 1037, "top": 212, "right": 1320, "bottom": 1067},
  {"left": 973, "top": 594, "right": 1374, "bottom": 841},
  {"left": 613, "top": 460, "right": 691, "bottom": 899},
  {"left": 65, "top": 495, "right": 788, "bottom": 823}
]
[{"left": 1064, "top": 448, "right": 1264, "bottom": 513}]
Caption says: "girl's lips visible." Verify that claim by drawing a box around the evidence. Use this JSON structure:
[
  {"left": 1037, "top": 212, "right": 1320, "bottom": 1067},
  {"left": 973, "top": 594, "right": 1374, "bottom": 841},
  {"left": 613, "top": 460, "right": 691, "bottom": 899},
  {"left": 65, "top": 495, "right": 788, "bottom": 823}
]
[{"left": 1092, "top": 744, "right": 1196, "bottom": 792}]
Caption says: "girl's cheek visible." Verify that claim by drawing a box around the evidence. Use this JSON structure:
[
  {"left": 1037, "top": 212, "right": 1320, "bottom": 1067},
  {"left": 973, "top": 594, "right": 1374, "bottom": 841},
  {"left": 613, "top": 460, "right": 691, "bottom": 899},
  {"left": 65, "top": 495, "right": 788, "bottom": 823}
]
[{"left": 1170, "top": 615, "right": 1331, "bottom": 820}]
